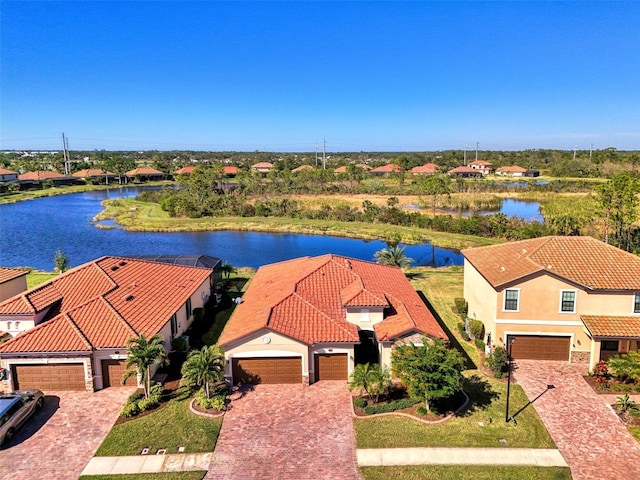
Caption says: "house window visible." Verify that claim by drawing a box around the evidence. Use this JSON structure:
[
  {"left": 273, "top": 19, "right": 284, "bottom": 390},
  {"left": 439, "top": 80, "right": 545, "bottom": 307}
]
[
  {"left": 186, "top": 298, "right": 192, "bottom": 319},
  {"left": 6, "top": 322, "right": 12, "bottom": 330},
  {"left": 634, "top": 293, "right": 640, "bottom": 314},
  {"left": 503, "top": 289, "right": 519, "bottom": 311},
  {"left": 601, "top": 340, "right": 619, "bottom": 352},
  {"left": 361, "top": 309, "right": 370, "bottom": 322},
  {"left": 170, "top": 314, "right": 178, "bottom": 338},
  {"left": 560, "top": 290, "right": 576, "bottom": 313}
]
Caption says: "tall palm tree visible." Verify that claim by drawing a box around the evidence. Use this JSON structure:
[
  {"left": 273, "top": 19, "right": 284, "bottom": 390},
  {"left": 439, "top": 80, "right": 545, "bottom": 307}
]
[
  {"left": 122, "top": 333, "right": 168, "bottom": 398},
  {"left": 348, "top": 363, "right": 391, "bottom": 403},
  {"left": 374, "top": 245, "right": 413, "bottom": 268},
  {"left": 220, "top": 262, "right": 236, "bottom": 280},
  {"left": 180, "top": 345, "right": 226, "bottom": 398}
]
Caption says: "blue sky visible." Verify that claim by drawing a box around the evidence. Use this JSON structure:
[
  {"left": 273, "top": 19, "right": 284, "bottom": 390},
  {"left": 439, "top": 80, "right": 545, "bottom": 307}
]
[{"left": 1, "top": 1, "right": 639, "bottom": 152}]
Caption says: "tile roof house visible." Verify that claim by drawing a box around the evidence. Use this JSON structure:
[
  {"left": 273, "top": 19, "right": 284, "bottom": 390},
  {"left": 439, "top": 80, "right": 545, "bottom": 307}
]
[
  {"left": 468, "top": 160, "right": 494, "bottom": 174},
  {"left": 333, "top": 164, "right": 371, "bottom": 174},
  {"left": 496, "top": 165, "right": 527, "bottom": 177},
  {"left": 370, "top": 164, "right": 402, "bottom": 176},
  {"left": 462, "top": 236, "right": 640, "bottom": 368},
  {"left": 0, "top": 257, "right": 214, "bottom": 392},
  {"left": 173, "top": 166, "right": 196, "bottom": 175},
  {"left": 0, "top": 267, "right": 28, "bottom": 306},
  {"left": 447, "top": 166, "right": 483, "bottom": 178},
  {"left": 251, "top": 162, "right": 273, "bottom": 175},
  {"left": 222, "top": 166, "right": 240, "bottom": 176},
  {"left": 410, "top": 163, "right": 439, "bottom": 175},
  {"left": 18, "top": 171, "right": 80, "bottom": 187},
  {"left": 0, "top": 168, "right": 19, "bottom": 182},
  {"left": 219, "top": 255, "right": 447, "bottom": 385},
  {"left": 291, "top": 165, "right": 314, "bottom": 173}
]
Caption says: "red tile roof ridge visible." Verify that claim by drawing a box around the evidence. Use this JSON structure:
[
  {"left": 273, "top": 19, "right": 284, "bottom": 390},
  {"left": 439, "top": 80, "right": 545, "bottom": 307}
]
[{"left": 0, "top": 315, "right": 92, "bottom": 353}]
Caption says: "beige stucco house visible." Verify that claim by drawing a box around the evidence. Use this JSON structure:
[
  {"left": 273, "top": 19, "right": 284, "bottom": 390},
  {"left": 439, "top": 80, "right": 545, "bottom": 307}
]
[
  {"left": 463, "top": 236, "right": 640, "bottom": 369},
  {"left": 0, "top": 257, "right": 214, "bottom": 392},
  {"left": 219, "top": 255, "right": 447, "bottom": 385}
]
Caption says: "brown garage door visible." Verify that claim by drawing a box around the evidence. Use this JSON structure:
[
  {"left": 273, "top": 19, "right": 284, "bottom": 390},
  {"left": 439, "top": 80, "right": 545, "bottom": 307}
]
[
  {"left": 12, "top": 363, "right": 85, "bottom": 391},
  {"left": 232, "top": 357, "right": 301, "bottom": 384},
  {"left": 102, "top": 359, "right": 137, "bottom": 388},
  {"left": 315, "top": 353, "right": 348, "bottom": 381},
  {"left": 507, "top": 335, "right": 570, "bottom": 361}
]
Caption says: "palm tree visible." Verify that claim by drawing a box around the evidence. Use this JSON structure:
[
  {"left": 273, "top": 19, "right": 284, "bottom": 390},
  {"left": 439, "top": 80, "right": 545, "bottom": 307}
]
[
  {"left": 220, "top": 262, "right": 236, "bottom": 280},
  {"left": 348, "top": 363, "right": 374, "bottom": 398},
  {"left": 374, "top": 245, "right": 413, "bottom": 268},
  {"left": 348, "top": 363, "right": 391, "bottom": 404},
  {"left": 122, "top": 333, "right": 168, "bottom": 398},
  {"left": 180, "top": 345, "right": 226, "bottom": 398}
]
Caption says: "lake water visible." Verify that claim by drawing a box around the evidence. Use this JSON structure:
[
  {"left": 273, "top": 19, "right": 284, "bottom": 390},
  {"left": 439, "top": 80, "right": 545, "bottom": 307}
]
[{"left": 0, "top": 188, "right": 464, "bottom": 270}]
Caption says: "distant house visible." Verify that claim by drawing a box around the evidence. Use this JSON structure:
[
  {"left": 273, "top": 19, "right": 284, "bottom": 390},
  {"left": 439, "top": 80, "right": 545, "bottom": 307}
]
[
  {"left": 223, "top": 166, "right": 240, "bottom": 177},
  {"left": 468, "top": 160, "right": 494, "bottom": 175},
  {"left": 447, "top": 166, "right": 483, "bottom": 178},
  {"left": 0, "top": 256, "right": 214, "bottom": 392},
  {"left": 333, "top": 163, "right": 371, "bottom": 174},
  {"left": 0, "top": 168, "right": 19, "bottom": 182},
  {"left": 496, "top": 166, "right": 527, "bottom": 177},
  {"left": 73, "top": 168, "right": 118, "bottom": 183},
  {"left": 126, "top": 167, "right": 165, "bottom": 182},
  {"left": 219, "top": 255, "right": 447, "bottom": 385},
  {"left": 292, "top": 165, "right": 314, "bottom": 174},
  {"left": 18, "top": 171, "right": 80, "bottom": 188},
  {"left": 410, "top": 163, "right": 439, "bottom": 175},
  {"left": 173, "top": 166, "right": 196, "bottom": 176},
  {"left": 370, "top": 164, "right": 402, "bottom": 176},
  {"left": 0, "top": 268, "right": 28, "bottom": 304},
  {"left": 463, "top": 236, "right": 640, "bottom": 369},
  {"left": 251, "top": 162, "right": 273, "bottom": 175}
]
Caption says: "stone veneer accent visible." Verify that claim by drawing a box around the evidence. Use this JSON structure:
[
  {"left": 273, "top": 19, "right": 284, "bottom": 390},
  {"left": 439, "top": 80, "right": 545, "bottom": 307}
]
[{"left": 570, "top": 351, "right": 590, "bottom": 364}]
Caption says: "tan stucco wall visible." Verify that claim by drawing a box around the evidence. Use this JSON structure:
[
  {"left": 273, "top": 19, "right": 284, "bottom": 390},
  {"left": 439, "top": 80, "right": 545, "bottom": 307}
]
[
  {"left": 92, "top": 349, "right": 131, "bottom": 391},
  {"left": 346, "top": 307, "right": 384, "bottom": 329},
  {"left": 0, "top": 276, "right": 27, "bottom": 303},
  {"left": 464, "top": 260, "right": 498, "bottom": 342}
]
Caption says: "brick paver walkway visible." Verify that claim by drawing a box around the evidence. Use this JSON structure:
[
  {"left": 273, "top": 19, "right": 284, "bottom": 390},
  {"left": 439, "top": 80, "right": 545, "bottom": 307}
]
[
  {"left": 205, "top": 381, "right": 361, "bottom": 480},
  {"left": 514, "top": 360, "right": 640, "bottom": 480},
  {"left": 0, "top": 388, "right": 133, "bottom": 480}
]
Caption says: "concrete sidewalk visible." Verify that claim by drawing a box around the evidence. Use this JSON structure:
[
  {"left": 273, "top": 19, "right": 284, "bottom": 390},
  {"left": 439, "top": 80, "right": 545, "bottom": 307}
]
[
  {"left": 357, "top": 448, "right": 568, "bottom": 467},
  {"left": 80, "top": 452, "right": 212, "bottom": 476}
]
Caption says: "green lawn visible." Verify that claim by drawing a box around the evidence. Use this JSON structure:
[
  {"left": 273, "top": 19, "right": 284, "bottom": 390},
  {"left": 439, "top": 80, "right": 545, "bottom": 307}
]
[
  {"left": 629, "top": 426, "right": 640, "bottom": 443},
  {"left": 360, "top": 466, "right": 572, "bottom": 480},
  {"left": 79, "top": 473, "right": 206, "bottom": 480},
  {"left": 95, "top": 397, "right": 222, "bottom": 456},
  {"left": 26, "top": 270, "right": 58, "bottom": 288}
]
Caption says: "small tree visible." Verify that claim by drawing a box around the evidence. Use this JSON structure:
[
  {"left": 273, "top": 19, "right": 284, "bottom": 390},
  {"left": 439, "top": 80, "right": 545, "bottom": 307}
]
[
  {"left": 122, "top": 334, "right": 168, "bottom": 398},
  {"left": 180, "top": 345, "right": 226, "bottom": 399},
  {"left": 348, "top": 363, "right": 375, "bottom": 399},
  {"left": 374, "top": 245, "right": 413, "bottom": 268},
  {"left": 348, "top": 363, "right": 391, "bottom": 404},
  {"left": 54, "top": 249, "right": 69, "bottom": 273},
  {"left": 392, "top": 337, "right": 465, "bottom": 412},
  {"left": 220, "top": 262, "right": 236, "bottom": 280}
]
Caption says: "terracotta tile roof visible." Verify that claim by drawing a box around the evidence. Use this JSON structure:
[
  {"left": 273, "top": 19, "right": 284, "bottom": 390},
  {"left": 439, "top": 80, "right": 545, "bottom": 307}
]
[
  {"left": 496, "top": 165, "right": 527, "bottom": 173},
  {"left": 252, "top": 162, "right": 273, "bottom": 169},
  {"left": 73, "top": 168, "right": 115, "bottom": 178},
  {"left": 0, "top": 168, "right": 18, "bottom": 175},
  {"left": 223, "top": 166, "right": 240, "bottom": 175},
  {"left": 335, "top": 164, "right": 371, "bottom": 174},
  {"left": 469, "top": 160, "right": 493, "bottom": 166},
  {"left": 582, "top": 315, "right": 640, "bottom": 338},
  {"left": 370, "top": 164, "right": 401, "bottom": 174},
  {"left": 292, "top": 165, "right": 313, "bottom": 173},
  {"left": 126, "top": 167, "right": 164, "bottom": 176},
  {"left": 18, "top": 171, "right": 67, "bottom": 181},
  {"left": 173, "top": 166, "right": 196, "bottom": 175},
  {"left": 448, "top": 166, "right": 479, "bottom": 174},
  {"left": 463, "top": 236, "right": 640, "bottom": 290},
  {"left": 0, "top": 267, "right": 28, "bottom": 284},
  {"left": 219, "top": 255, "right": 447, "bottom": 347},
  {"left": 410, "top": 164, "right": 438, "bottom": 174},
  {"left": 0, "top": 257, "right": 212, "bottom": 353},
  {"left": 0, "top": 315, "right": 92, "bottom": 353}
]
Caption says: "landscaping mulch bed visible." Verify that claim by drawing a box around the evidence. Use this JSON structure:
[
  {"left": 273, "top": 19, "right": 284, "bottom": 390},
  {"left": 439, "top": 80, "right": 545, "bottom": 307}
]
[
  {"left": 352, "top": 389, "right": 467, "bottom": 421},
  {"left": 582, "top": 375, "right": 640, "bottom": 395}
]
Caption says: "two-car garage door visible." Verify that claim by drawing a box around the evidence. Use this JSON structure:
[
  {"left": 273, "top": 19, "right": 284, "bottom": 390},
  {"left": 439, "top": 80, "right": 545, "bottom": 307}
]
[
  {"left": 232, "top": 357, "right": 302, "bottom": 384},
  {"left": 11, "top": 364, "right": 86, "bottom": 391},
  {"left": 507, "top": 335, "right": 570, "bottom": 361}
]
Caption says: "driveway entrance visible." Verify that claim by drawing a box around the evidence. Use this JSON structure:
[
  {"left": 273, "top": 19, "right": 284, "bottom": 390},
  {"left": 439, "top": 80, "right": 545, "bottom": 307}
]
[
  {"left": 514, "top": 360, "right": 640, "bottom": 480},
  {"left": 206, "top": 381, "right": 361, "bottom": 480}
]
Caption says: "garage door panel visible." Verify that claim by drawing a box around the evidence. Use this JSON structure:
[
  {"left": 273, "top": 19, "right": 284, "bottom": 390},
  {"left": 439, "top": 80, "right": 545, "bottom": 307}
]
[
  {"left": 508, "top": 335, "right": 570, "bottom": 361},
  {"left": 315, "top": 354, "right": 347, "bottom": 381},
  {"left": 102, "top": 359, "right": 137, "bottom": 388},
  {"left": 12, "top": 364, "right": 85, "bottom": 391},
  {"left": 232, "top": 357, "right": 301, "bottom": 384}
]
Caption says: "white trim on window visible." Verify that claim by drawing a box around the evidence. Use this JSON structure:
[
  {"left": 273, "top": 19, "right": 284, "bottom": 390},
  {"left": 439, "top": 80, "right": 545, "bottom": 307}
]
[
  {"left": 360, "top": 309, "right": 370, "bottom": 322},
  {"left": 502, "top": 288, "right": 520, "bottom": 312},
  {"left": 559, "top": 289, "right": 577, "bottom": 314}
]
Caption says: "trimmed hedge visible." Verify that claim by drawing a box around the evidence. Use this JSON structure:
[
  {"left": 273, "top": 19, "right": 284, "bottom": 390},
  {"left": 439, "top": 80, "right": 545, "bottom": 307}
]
[
  {"left": 468, "top": 319, "right": 484, "bottom": 339},
  {"left": 454, "top": 298, "right": 468, "bottom": 315},
  {"left": 363, "top": 397, "right": 422, "bottom": 415},
  {"left": 457, "top": 322, "right": 470, "bottom": 341}
]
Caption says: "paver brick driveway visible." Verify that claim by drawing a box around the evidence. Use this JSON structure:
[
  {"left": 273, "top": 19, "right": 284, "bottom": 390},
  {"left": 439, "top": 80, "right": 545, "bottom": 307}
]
[
  {"left": 206, "top": 381, "right": 361, "bottom": 480},
  {"left": 515, "top": 360, "right": 640, "bottom": 480},
  {"left": 0, "top": 388, "right": 133, "bottom": 480}
]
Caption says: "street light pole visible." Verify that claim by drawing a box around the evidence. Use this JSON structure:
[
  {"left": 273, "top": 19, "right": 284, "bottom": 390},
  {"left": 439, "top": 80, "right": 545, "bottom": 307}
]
[{"left": 505, "top": 336, "right": 515, "bottom": 422}]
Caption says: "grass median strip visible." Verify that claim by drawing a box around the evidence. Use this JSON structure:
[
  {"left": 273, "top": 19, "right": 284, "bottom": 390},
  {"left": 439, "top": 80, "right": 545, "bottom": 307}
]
[{"left": 360, "top": 465, "right": 572, "bottom": 480}]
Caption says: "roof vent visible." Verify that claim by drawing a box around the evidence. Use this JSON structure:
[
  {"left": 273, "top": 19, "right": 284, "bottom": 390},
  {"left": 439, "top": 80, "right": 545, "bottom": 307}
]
[
  {"left": 547, "top": 264, "right": 553, "bottom": 269},
  {"left": 124, "top": 294, "right": 134, "bottom": 301},
  {"left": 522, "top": 249, "right": 527, "bottom": 254},
  {"left": 119, "top": 261, "right": 127, "bottom": 266},
  {"left": 500, "top": 266, "right": 506, "bottom": 272},
  {"left": 111, "top": 266, "right": 119, "bottom": 271}
]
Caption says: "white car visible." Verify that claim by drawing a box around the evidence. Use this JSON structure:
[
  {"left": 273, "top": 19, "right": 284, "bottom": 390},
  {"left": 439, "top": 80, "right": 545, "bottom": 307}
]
[{"left": 0, "top": 390, "right": 45, "bottom": 446}]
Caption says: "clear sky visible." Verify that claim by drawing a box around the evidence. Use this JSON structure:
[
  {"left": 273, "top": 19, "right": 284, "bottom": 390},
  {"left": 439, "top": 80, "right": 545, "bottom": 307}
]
[{"left": 1, "top": 1, "right": 639, "bottom": 152}]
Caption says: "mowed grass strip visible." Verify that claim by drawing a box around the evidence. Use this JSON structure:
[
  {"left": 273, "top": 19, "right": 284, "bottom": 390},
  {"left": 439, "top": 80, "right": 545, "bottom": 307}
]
[
  {"left": 360, "top": 465, "right": 572, "bottom": 480},
  {"left": 95, "top": 398, "right": 222, "bottom": 456},
  {"left": 355, "top": 374, "right": 555, "bottom": 449},
  {"left": 80, "top": 473, "right": 206, "bottom": 480},
  {"left": 26, "top": 270, "right": 58, "bottom": 288}
]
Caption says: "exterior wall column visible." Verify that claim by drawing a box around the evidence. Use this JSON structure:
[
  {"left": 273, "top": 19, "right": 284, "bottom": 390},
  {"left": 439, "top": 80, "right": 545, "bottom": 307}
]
[{"left": 589, "top": 339, "right": 602, "bottom": 371}]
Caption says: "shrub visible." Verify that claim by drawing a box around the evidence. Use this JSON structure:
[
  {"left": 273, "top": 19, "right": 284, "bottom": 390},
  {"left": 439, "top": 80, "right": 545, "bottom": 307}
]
[
  {"left": 196, "top": 389, "right": 226, "bottom": 411},
  {"left": 127, "top": 391, "right": 144, "bottom": 404},
  {"left": 416, "top": 405, "right": 428, "bottom": 416},
  {"left": 363, "top": 397, "right": 422, "bottom": 415},
  {"left": 171, "top": 336, "right": 188, "bottom": 352},
  {"left": 121, "top": 402, "right": 140, "bottom": 418},
  {"left": 454, "top": 298, "right": 468, "bottom": 315},
  {"left": 468, "top": 319, "right": 484, "bottom": 340},
  {"left": 474, "top": 338, "right": 486, "bottom": 351},
  {"left": 353, "top": 397, "right": 367, "bottom": 409},
  {"left": 486, "top": 346, "right": 509, "bottom": 378},
  {"left": 193, "top": 307, "right": 205, "bottom": 322},
  {"left": 138, "top": 396, "right": 159, "bottom": 412},
  {"left": 457, "top": 323, "right": 470, "bottom": 341}
]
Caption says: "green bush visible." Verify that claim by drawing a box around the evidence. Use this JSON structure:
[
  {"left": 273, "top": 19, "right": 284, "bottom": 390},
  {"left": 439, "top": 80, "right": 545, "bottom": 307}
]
[
  {"left": 171, "top": 336, "right": 188, "bottom": 352},
  {"left": 454, "top": 298, "right": 468, "bottom": 315},
  {"left": 121, "top": 402, "right": 140, "bottom": 418},
  {"left": 363, "top": 397, "right": 422, "bottom": 415},
  {"left": 468, "top": 319, "right": 484, "bottom": 339},
  {"left": 486, "top": 346, "right": 509, "bottom": 378},
  {"left": 127, "top": 391, "right": 144, "bottom": 404},
  {"left": 457, "top": 323, "right": 470, "bottom": 341},
  {"left": 416, "top": 405, "right": 428, "bottom": 416},
  {"left": 195, "top": 390, "right": 227, "bottom": 411},
  {"left": 353, "top": 397, "right": 367, "bottom": 409},
  {"left": 193, "top": 307, "right": 205, "bottom": 322},
  {"left": 138, "top": 396, "right": 159, "bottom": 412},
  {"left": 474, "top": 338, "right": 486, "bottom": 351}
]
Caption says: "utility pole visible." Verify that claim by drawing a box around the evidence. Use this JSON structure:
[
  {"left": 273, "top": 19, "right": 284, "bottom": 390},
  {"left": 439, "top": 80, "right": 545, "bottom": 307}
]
[
  {"left": 322, "top": 138, "right": 326, "bottom": 170},
  {"left": 463, "top": 143, "right": 467, "bottom": 165},
  {"left": 315, "top": 143, "right": 318, "bottom": 167},
  {"left": 61, "top": 132, "right": 69, "bottom": 175},
  {"left": 573, "top": 145, "right": 577, "bottom": 161},
  {"left": 475, "top": 141, "right": 479, "bottom": 162},
  {"left": 590, "top": 143, "right": 593, "bottom": 160}
]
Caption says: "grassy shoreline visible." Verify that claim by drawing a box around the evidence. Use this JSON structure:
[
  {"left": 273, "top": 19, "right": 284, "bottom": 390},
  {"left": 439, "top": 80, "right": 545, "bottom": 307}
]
[{"left": 95, "top": 197, "right": 499, "bottom": 250}]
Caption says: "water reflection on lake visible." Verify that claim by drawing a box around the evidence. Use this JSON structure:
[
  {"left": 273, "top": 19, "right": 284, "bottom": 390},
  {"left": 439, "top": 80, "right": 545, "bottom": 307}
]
[{"left": 0, "top": 187, "right": 464, "bottom": 270}]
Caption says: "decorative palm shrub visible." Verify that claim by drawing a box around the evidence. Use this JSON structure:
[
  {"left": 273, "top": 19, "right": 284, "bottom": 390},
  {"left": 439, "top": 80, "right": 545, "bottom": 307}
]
[
  {"left": 348, "top": 363, "right": 392, "bottom": 404},
  {"left": 180, "top": 345, "right": 226, "bottom": 401}
]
